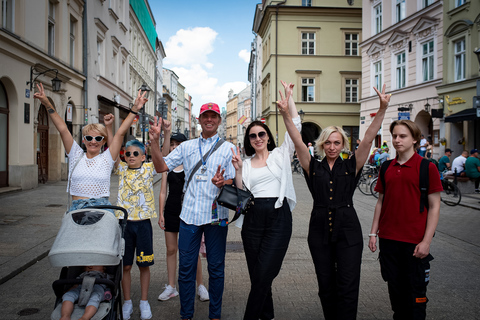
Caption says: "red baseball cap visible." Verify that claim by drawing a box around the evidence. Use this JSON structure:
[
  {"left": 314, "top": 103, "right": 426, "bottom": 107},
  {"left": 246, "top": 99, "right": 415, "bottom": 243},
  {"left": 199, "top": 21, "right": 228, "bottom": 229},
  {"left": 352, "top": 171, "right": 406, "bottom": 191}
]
[{"left": 199, "top": 102, "right": 220, "bottom": 115}]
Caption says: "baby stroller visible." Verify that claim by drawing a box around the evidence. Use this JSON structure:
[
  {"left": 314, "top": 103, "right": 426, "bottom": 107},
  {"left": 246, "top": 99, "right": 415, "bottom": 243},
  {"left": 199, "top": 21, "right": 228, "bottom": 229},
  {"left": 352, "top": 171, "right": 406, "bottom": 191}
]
[{"left": 48, "top": 205, "right": 128, "bottom": 320}]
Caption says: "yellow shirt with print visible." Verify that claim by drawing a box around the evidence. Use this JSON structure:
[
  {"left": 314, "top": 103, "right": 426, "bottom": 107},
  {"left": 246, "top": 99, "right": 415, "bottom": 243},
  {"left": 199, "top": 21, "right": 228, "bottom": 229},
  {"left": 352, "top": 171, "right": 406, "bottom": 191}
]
[{"left": 115, "top": 162, "right": 157, "bottom": 220}]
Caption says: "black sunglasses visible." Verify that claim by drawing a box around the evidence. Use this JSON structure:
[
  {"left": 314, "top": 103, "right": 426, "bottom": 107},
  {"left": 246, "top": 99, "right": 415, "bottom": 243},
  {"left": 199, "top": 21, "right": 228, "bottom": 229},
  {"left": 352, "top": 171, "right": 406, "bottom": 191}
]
[
  {"left": 249, "top": 131, "right": 267, "bottom": 140},
  {"left": 125, "top": 151, "right": 141, "bottom": 157},
  {"left": 84, "top": 135, "right": 105, "bottom": 142}
]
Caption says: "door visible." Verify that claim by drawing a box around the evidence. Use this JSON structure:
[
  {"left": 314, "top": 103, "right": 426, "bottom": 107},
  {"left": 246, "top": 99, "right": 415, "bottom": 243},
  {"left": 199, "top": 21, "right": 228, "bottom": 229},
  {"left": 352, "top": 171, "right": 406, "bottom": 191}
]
[
  {"left": 0, "top": 82, "right": 8, "bottom": 187},
  {"left": 37, "top": 105, "right": 49, "bottom": 183}
]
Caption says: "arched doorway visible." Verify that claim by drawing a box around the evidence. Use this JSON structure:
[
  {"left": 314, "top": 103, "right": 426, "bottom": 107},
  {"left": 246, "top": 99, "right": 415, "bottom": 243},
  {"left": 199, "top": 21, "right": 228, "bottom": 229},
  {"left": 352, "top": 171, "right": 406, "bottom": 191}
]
[
  {"left": 37, "top": 104, "right": 49, "bottom": 183},
  {"left": 0, "top": 82, "right": 8, "bottom": 187},
  {"left": 301, "top": 122, "right": 321, "bottom": 146},
  {"left": 414, "top": 111, "right": 433, "bottom": 139}
]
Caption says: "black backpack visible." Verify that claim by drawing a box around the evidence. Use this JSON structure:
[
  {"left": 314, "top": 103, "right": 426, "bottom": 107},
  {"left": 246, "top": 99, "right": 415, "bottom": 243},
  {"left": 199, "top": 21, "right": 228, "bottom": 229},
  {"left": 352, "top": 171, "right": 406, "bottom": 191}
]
[{"left": 379, "top": 158, "right": 430, "bottom": 213}]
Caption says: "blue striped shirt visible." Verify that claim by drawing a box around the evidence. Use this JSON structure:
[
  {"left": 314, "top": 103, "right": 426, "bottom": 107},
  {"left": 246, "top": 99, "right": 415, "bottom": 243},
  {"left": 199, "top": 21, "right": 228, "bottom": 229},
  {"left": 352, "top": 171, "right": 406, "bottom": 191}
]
[{"left": 164, "top": 133, "right": 235, "bottom": 225}]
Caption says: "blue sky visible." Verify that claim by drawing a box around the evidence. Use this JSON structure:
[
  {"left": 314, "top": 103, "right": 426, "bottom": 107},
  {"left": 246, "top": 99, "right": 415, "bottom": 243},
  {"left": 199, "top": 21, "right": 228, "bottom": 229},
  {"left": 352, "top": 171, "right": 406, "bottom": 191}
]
[{"left": 149, "top": 1, "right": 260, "bottom": 116}]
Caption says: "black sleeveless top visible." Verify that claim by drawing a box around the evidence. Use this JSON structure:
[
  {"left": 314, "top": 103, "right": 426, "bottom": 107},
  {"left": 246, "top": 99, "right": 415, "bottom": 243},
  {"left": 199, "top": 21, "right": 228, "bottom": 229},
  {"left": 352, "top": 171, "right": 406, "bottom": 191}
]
[{"left": 164, "top": 170, "right": 185, "bottom": 215}]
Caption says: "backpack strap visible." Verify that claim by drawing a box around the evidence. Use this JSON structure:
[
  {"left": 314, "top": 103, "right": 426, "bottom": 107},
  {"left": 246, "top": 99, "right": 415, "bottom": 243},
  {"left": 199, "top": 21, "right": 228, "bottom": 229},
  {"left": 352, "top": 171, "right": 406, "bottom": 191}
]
[
  {"left": 379, "top": 159, "right": 393, "bottom": 195},
  {"left": 419, "top": 158, "right": 430, "bottom": 213}
]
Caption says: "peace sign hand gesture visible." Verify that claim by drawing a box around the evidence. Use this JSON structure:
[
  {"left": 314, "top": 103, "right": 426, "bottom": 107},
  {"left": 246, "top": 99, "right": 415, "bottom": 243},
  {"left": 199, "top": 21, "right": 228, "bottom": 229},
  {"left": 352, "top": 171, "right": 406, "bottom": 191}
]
[
  {"left": 277, "top": 89, "right": 292, "bottom": 119},
  {"left": 211, "top": 165, "right": 226, "bottom": 188},
  {"left": 231, "top": 147, "right": 243, "bottom": 171},
  {"left": 132, "top": 90, "right": 148, "bottom": 113},
  {"left": 373, "top": 84, "right": 391, "bottom": 110},
  {"left": 149, "top": 116, "right": 162, "bottom": 142},
  {"left": 33, "top": 83, "right": 49, "bottom": 106}
]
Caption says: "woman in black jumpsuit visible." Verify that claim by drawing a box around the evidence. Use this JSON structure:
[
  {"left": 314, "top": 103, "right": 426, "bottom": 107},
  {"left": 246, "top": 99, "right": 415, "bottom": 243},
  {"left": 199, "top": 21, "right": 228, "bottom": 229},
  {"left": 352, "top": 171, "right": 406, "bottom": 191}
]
[{"left": 278, "top": 83, "right": 391, "bottom": 319}]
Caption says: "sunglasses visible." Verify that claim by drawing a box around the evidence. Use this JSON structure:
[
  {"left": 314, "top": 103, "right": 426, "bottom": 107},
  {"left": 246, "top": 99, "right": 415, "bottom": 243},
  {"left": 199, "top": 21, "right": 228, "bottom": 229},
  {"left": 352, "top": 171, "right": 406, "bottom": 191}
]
[
  {"left": 84, "top": 135, "right": 105, "bottom": 142},
  {"left": 125, "top": 151, "right": 141, "bottom": 157},
  {"left": 249, "top": 131, "right": 267, "bottom": 140}
]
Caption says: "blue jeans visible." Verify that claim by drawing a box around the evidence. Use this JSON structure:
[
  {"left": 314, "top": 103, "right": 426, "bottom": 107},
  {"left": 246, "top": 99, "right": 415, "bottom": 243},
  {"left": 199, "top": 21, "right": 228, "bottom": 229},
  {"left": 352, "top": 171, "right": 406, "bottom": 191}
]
[
  {"left": 68, "top": 197, "right": 113, "bottom": 213},
  {"left": 178, "top": 220, "right": 228, "bottom": 319}
]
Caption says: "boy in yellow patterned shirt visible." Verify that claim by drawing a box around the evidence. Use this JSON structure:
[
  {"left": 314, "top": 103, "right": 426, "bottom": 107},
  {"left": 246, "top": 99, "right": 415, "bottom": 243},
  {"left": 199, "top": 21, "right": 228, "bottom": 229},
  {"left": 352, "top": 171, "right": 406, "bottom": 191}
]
[{"left": 115, "top": 139, "right": 156, "bottom": 320}]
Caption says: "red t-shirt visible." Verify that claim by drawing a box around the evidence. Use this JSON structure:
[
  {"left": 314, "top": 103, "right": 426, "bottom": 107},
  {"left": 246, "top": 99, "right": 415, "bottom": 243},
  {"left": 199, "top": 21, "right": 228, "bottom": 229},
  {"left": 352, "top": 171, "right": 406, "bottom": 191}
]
[{"left": 375, "top": 152, "right": 443, "bottom": 244}]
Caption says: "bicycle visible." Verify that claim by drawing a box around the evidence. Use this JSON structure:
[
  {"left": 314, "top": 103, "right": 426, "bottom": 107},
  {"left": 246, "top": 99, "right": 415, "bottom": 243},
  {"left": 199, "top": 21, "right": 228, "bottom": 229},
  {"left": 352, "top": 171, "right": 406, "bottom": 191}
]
[
  {"left": 357, "top": 164, "right": 378, "bottom": 195},
  {"left": 370, "top": 177, "right": 379, "bottom": 198},
  {"left": 440, "top": 174, "right": 461, "bottom": 206},
  {"left": 291, "top": 157, "right": 304, "bottom": 176}
]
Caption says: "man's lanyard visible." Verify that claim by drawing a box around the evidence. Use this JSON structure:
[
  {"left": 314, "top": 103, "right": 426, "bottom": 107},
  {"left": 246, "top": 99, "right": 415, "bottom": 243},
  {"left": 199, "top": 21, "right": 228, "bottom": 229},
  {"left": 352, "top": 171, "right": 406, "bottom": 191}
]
[{"left": 198, "top": 136, "right": 220, "bottom": 173}]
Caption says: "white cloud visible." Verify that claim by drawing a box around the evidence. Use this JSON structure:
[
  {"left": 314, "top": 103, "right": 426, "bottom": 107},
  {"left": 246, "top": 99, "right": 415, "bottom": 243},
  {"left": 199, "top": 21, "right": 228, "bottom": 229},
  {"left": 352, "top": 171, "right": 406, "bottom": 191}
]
[
  {"left": 164, "top": 27, "right": 248, "bottom": 115},
  {"left": 164, "top": 27, "right": 218, "bottom": 67},
  {"left": 238, "top": 49, "right": 250, "bottom": 63}
]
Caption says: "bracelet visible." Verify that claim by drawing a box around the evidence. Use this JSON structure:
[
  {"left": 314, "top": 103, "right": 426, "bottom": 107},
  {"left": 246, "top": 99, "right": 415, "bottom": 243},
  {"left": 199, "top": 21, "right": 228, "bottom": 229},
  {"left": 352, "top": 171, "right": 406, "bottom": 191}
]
[
  {"left": 368, "top": 234, "right": 377, "bottom": 237},
  {"left": 129, "top": 109, "right": 138, "bottom": 115}
]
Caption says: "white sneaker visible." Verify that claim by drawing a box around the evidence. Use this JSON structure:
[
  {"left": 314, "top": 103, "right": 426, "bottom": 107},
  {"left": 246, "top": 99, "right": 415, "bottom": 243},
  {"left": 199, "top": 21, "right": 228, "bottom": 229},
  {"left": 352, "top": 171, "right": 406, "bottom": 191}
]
[
  {"left": 198, "top": 284, "right": 209, "bottom": 301},
  {"left": 122, "top": 300, "right": 133, "bottom": 320},
  {"left": 140, "top": 300, "right": 152, "bottom": 320},
  {"left": 157, "top": 284, "right": 179, "bottom": 301}
]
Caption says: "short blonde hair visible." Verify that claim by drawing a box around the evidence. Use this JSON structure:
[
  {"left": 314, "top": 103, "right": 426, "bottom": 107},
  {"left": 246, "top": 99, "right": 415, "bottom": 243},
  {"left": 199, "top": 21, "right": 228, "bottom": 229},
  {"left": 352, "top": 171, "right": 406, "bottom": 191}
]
[
  {"left": 82, "top": 123, "right": 108, "bottom": 139},
  {"left": 315, "top": 126, "right": 350, "bottom": 156}
]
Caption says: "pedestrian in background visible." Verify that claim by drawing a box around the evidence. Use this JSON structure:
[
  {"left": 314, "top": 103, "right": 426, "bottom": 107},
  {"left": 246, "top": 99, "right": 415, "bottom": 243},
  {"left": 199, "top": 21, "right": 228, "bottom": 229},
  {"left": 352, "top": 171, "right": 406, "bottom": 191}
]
[
  {"left": 418, "top": 134, "right": 427, "bottom": 157},
  {"left": 150, "top": 102, "right": 235, "bottom": 320},
  {"left": 33, "top": 83, "right": 147, "bottom": 211},
  {"left": 465, "top": 149, "right": 480, "bottom": 193},
  {"left": 157, "top": 131, "right": 209, "bottom": 303},
  {"left": 230, "top": 80, "right": 300, "bottom": 320},
  {"left": 451, "top": 150, "right": 468, "bottom": 176},
  {"left": 280, "top": 83, "right": 391, "bottom": 319},
  {"left": 438, "top": 148, "right": 453, "bottom": 173},
  {"left": 369, "top": 120, "right": 442, "bottom": 320}
]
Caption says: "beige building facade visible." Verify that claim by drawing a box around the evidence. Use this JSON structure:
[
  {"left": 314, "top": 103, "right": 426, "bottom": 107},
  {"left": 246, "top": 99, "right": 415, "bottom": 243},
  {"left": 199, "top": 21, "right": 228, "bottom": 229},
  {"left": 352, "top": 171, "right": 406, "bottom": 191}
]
[
  {"left": 226, "top": 90, "right": 239, "bottom": 146},
  {"left": 253, "top": 0, "right": 362, "bottom": 148},
  {"left": 0, "top": 0, "right": 85, "bottom": 189},
  {"left": 360, "top": 0, "right": 444, "bottom": 159}
]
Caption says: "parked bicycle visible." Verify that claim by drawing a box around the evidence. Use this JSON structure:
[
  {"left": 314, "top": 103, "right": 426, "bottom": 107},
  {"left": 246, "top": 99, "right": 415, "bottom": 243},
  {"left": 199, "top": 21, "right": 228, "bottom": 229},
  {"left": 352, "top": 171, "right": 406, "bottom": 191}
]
[
  {"left": 291, "top": 157, "right": 304, "bottom": 176},
  {"left": 357, "top": 164, "right": 378, "bottom": 195}
]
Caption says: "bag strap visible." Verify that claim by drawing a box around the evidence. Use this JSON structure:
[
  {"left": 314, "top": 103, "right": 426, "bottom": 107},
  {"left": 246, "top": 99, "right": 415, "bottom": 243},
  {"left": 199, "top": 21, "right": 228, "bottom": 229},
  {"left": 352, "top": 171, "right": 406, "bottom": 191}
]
[
  {"left": 419, "top": 158, "right": 430, "bottom": 213},
  {"left": 67, "top": 155, "right": 83, "bottom": 211},
  {"left": 379, "top": 159, "right": 393, "bottom": 196},
  {"left": 184, "top": 138, "right": 226, "bottom": 195}
]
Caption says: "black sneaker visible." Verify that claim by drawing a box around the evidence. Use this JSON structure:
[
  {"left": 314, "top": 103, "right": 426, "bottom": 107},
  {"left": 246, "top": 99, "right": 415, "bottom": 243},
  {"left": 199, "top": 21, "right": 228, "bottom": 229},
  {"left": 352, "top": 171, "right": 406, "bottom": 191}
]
[{"left": 475, "top": 189, "right": 480, "bottom": 193}]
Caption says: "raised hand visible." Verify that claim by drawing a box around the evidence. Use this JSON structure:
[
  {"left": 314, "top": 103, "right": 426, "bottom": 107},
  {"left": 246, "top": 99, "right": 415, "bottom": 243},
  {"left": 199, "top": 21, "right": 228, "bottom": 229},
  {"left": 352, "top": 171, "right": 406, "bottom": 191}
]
[
  {"left": 373, "top": 84, "right": 391, "bottom": 110},
  {"left": 231, "top": 146, "right": 243, "bottom": 171},
  {"left": 149, "top": 116, "right": 162, "bottom": 141},
  {"left": 280, "top": 80, "right": 294, "bottom": 99},
  {"left": 162, "top": 119, "right": 172, "bottom": 133},
  {"left": 132, "top": 89, "right": 148, "bottom": 112},
  {"left": 277, "top": 89, "right": 291, "bottom": 118},
  {"left": 104, "top": 113, "right": 114, "bottom": 127},
  {"left": 33, "top": 83, "right": 49, "bottom": 105},
  {"left": 211, "top": 165, "right": 226, "bottom": 188}
]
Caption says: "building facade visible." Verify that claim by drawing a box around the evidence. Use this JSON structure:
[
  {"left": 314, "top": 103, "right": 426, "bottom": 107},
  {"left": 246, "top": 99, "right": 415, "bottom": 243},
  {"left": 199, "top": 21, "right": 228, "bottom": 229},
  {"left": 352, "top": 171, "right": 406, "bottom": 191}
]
[
  {"left": 360, "top": 0, "right": 444, "bottom": 159},
  {"left": 226, "top": 90, "right": 238, "bottom": 145},
  {"left": 0, "top": 0, "right": 86, "bottom": 189},
  {"left": 236, "top": 85, "right": 252, "bottom": 151},
  {"left": 252, "top": 0, "right": 362, "bottom": 148}
]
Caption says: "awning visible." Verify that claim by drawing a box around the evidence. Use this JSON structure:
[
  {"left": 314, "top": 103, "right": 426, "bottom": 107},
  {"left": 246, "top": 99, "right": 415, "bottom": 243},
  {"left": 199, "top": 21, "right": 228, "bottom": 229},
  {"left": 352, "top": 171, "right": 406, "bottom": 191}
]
[
  {"left": 97, "top": 95, "right": 129, "bottom": 111},
  {"left": 444, "top": 108, "right": 478, "bottom": 123}
]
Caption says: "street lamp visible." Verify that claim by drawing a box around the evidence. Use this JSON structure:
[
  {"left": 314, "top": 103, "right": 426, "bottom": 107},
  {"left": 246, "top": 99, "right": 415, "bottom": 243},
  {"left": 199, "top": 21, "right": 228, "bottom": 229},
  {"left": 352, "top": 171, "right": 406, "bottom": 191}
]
[
  {"left": 184, "top": 128, "right": 189, "bottom": 139},
  {"left": 424, "top": 99, "right": 431, "bottom": 113},
  {"left": 176, "top": 118, "right": 181, "bottom": 133},
  {"left": 298, "top": 109, "right": 305, "bottom": 122},
  {"left": 138, "top": 84, "right": 151, "bottom": 145},
  {"left": 27, "top": 66, "right": 62, "bottom": 92},
  {"left": 474, "top": 48, "right": 480, "bottom": 71},
  {"left": 157, "top": 97, "right": 167, "bottom": 119}
]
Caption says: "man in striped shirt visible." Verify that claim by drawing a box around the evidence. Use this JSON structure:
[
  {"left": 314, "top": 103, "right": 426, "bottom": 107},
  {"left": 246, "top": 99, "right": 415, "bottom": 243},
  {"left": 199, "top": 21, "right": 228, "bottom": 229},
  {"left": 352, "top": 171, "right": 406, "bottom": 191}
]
[{"left": 151, "top": 102, "right": 235, "bottom": 320}]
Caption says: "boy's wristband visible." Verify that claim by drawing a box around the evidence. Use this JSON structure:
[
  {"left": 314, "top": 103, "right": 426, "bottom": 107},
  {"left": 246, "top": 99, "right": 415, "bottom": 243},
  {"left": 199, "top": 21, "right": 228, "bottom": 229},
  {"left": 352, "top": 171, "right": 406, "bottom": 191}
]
[{"left": 368, "top": 234, "right": 377, "bottom": 237}]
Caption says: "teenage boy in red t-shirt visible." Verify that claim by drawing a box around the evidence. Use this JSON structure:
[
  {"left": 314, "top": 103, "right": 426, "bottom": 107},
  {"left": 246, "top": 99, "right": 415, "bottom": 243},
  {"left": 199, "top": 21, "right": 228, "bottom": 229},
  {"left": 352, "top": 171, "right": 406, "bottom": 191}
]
[{"left": 368, "top": 120, "right": 442, "bottom": 320}]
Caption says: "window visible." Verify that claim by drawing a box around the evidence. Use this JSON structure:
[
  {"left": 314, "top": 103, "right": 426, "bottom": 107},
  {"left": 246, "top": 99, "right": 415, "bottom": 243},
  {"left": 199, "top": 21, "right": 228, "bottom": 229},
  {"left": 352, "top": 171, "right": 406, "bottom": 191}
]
[
  {"left": 345, "top": 79, "right": 358, "bottom": 103},
  {"left": 302, "top": 0, "right": 312, "bottom": 6},
  {"left": 455, "top": 0, "right": 465, "bottom": 7},
  {"left": 301, "top": 32, "right": 315, "bottom": 55},
  {"left": 421, "top": 40, "right": 434, "bottom": 82},
  {"left": 395, "top": 0, "right": 405, "bottom": 22},
  {"left": 97, "top": 38, "right": 104, "bottom": 75},
  {"left": 374, "top": 4, "right": 382, "bottom": 34},
  {"left": 70, "top": 17, "right": 76, "bottom": 66},
  {"left": 345, "top": 33, "right": 359, "bottom": 56},
  {"left": 454, "top": 38, "right": 465, "bottom": 81},
  {"left": 423, "top": 0, "right": 434, "bottom": 8},
  {"left": 396, "top": 52, "right": 406, "bottom": 89},
  {"left": 301, "top": 78, "right": 315, "bottom": 102},
  {"left": 48, "top": 1, "right": 56, "bottom": 55},
  {"left": 374, "top": 61, "right": 382, "bottom": 90},
  {"left": 1, "top": 0, "right": 14, "bottom": 31}
]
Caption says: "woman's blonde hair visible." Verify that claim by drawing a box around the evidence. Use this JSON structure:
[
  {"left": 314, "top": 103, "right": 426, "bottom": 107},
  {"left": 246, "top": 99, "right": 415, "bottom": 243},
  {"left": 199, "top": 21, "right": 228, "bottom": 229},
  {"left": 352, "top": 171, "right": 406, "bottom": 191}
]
[
  {"left": 314, "top": 126, "right": 350, "bottom": 156},
  {"left": 82, "top": 123, "right": 108, "bottom": 139}
]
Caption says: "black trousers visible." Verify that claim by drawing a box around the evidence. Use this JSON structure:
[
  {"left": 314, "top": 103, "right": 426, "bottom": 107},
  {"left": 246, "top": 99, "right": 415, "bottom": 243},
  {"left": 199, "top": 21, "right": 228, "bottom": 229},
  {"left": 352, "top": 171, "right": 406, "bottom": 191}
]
[
  {"left": 307, "top": 215, "right": 363, "bottom": 320},
  {"left": 241, "top": 198, "right": 292, "bottom": 320},
  {"left": 379, "top": 238, "right": 433, "bottom": 320}
]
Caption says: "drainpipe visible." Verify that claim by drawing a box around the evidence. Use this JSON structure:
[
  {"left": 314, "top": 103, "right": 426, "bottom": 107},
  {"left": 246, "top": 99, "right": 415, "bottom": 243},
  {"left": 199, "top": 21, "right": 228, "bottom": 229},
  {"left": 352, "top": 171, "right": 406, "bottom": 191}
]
[
  {"left": 275, "top": 0, "right": 286, "bottom": 145},
  {"left": 82, "top": 0, "right": 88, "bottom": 129}
]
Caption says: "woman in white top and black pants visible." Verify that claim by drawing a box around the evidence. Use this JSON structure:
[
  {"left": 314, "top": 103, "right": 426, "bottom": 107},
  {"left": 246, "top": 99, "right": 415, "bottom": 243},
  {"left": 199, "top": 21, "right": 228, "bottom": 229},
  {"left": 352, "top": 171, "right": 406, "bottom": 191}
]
[{"left": 231, "top": 81, "right": 301, "bottom": 320}]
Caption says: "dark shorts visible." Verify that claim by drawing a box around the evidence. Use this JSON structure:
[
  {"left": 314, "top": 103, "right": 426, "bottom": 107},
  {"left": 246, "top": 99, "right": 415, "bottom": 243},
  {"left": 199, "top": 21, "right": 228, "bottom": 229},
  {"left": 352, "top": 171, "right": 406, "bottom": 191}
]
[{"left": 123, "top": 219, "right": 154, "bottom": 267}]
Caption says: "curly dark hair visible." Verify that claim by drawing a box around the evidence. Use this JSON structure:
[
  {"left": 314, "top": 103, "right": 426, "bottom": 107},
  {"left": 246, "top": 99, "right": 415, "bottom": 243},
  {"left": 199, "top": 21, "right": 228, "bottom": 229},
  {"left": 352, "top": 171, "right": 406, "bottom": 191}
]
[{"left": 244, "top": 121, "right": 276, "bottom": 156}]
